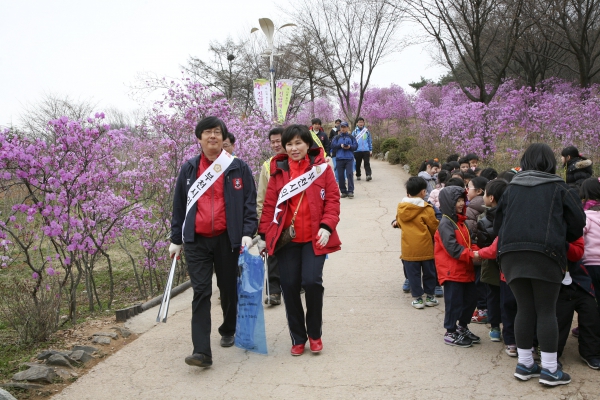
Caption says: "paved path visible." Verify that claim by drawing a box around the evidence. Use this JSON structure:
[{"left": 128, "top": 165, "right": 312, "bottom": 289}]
[{"left": 54, "top": 160, "right": 598, "bottom": 399}]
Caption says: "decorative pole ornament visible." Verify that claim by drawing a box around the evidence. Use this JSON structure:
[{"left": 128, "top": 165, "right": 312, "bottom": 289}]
[{"left": 251, "top": 18, "right": 296, "bottom": 120}]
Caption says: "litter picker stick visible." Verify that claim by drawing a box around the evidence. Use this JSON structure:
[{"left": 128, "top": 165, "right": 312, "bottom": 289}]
[{"left": 156, "top": 256, "right": 177, "bottom": 323}]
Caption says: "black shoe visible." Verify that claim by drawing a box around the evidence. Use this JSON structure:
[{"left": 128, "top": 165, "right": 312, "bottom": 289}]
[
  {"left": 356, "top": 176, "right": 361, "bottom": 180},
  {"left": 348, "top": 193, "right": 354, "bottom": 198},
  {"left": 264, "top": 293, "right": 281, "bottom": 305},
  {"left": 220, "top": 336, "right": 235, "bottom": 347},
  {"left": 514, "top": 363, "right": 541, "bottom": 381},
  {"left": 457, "top": 325, "right": 481, "bottom": 344},
  {"left": 443, "top": 331, "right": 472, "bottom": 348},
  {"left": 185, "top": 353, "right": 212, "bottom": 368},
  {"left": 539, "top": 368, "right": 571, "bottom": 386},
  {"left": 366, "top": 176, "right": 372, "bottom": 181},
  {"left": 582, "top": 356, "right": 600, "bottom": 370},
  {"left": 341, "top": 193, "right": 348, "bottom": 198}
]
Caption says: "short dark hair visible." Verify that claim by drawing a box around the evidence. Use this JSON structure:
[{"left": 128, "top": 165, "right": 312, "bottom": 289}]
[
  {"left": 466, "top": 153, "right": 479, "bottom": 162},
  {"left": 282, "top": 124, "right": 314, "bottom": 148},
  {"left": 446, "top": 177, "right": 465, "bottom": 188},
  {"left": 448, "top": 161, "right": 460, "bottom": 171},
  {"left": 463, "top": 170, "right": 476, "bottom": 180},
  {"left": 480, "top": 167, "right": 498, "bottom": 180},
  {"left": 561, "top": 146, "right": 580, "bottom": 160},
  {"left": 470, "top": 176, "right": 489, "bottom": 191},
  {"left": 418, "top": 159, "right": 441, "bottom": 172},
  {"left": 357, "top": 117, "right": 365, "bottom": 122},
  {"left": 195, "top": 116, "right": 227, "bottom": 140},
  {"left": 311, "top": 118, "right": 322, "bottom": 125},
  {"left": 446, "top": 154, "right": 460, "bottom": 163},
  {"left": 580, "top": 177, "right": 600, "bottom": 202},
  {"left": 485, "top": 179, "right": 508, "bottom": 201},
  {"left": 405, "top": 176, "right": 428, "bottom": 196},
  {"left": 227, "top": 132, "right": 236, "bottom": 144},
  {"left": 268, "top": 127, "right": 284, "bottom": 139},
  {"left": 437, "top": 170, "right": 450, "bottom": 185},
  {"left": 335, "top": 119, "right": 342, "bottom": 123},
  {"left": 520, "top": 143, "right": 557, "bottom": 174},
  {"left": 451, "top": 170, "right": 463, "bottom": 178},
  {"left": 498, "top": 170, "right": 517, "bottom": 182},
  {"left": 458, "top": 157, "right": 470, "bottom": 165}
]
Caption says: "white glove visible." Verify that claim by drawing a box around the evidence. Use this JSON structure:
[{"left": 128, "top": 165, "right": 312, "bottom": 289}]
[
  {"left": 241, "top": 236, "right": 253, "bottom": 250},
  {"left": 257, "top": 239, "right": 266, "bottom": 254},
  {"left": 169, "top": 243, "right": 182, "bottom": 259},
  {"left": 316, "top": 228, "right": 330, "bottom": 247}
]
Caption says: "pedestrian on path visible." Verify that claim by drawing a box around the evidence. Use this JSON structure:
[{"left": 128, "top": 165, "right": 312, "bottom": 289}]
[
  {"left": 494, "top": 143, "right": 586, "bottom": 386},
  {"left": 169, "top": 116, "right": 258, "bottom": 368},
  {"left": 258, "top": 124, "right": 341, "bottom": 356},
  {"left": 331, "top": 122, "right": 358, "bottom": 198},
  {"left": 310, "top": 118, "right": 331, "bottom": 157},
  {"left": 256, "top": 127, "right": 287, "bottom": 306},
  {"left": 352, "top": 117, "right": 372, "bottom": 181}
]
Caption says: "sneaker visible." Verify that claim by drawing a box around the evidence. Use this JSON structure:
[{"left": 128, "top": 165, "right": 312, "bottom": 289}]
[
  {"left": 434, "top": 286, "right": 443, "bottom": 297},
  {"left": 356, "top": 176, "right": 361, "bottom": 180},
  {"left": 402, "top": 279, "right": 410, "bottom": 293},
  {"left": 489, "top": 327, "right": 501, "bottom": 342},
  {"left": 514, "top": 363, "right": 541, "bottom": 381},
  {"left": 444, "top": 331, "right": 472, "bottom": 348},
  {"left": 425, "top": 295, "right": 439, "bottom": 307},
  {"left": 185, "top": 353, "right": 213, "bottom": 368},
  {"left": 291, "top": 344, "right": 305, "bottom": 356},
  {"left": 505, "top": 345, "right": 517, "bottom": 357},
  {"left": 572, "top": 326, "right": 579, "bottom": 338},
  {"left": 366, "top": 175, "right": 372, "bottom": 181},
  {"left": 539, "top": 368, "right": 571, "bottom": 386},
  {"left": 348, "top": 193, "right": 354, "bottom": 198},
  {"left": 264, "top": 293, "right": 281, "bottom": 305},
  {"left": 308, "top": 337, "right": 323, "bottom": 353},
  {"left": 412, "top": 297, "right": 425, "bottom": 309},
  {"left": 341, "top": 193, "right": 348, "bottom": 198},
  {"left": 581, "top": 356, "right": 600, "bottom": 370},
  {"left": 471, "top": 309, "right": 488, "bottom": 324},
  {"left": 457, "top": 325, "right": 481, "bottom": 344}
]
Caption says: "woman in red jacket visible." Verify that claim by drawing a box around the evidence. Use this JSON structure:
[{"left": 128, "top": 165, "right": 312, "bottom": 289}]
[{"left": 258, "top": 124, "right": 341, "bottom": 356}]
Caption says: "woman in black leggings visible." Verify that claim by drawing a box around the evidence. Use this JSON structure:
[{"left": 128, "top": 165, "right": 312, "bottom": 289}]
[{"left": 494, "top": 143, "right": 586, "bottom": 386}]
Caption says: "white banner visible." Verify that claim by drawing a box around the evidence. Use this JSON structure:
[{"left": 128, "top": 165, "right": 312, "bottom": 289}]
[
  {"left": 182, "top": 150, "right": 234, "bottom": 241},
  {"left": 273, "top": 163, "right": 328, "bottom": 223},
  {"left": 253, "top": 79, "right": 272, "bottom": 119}
]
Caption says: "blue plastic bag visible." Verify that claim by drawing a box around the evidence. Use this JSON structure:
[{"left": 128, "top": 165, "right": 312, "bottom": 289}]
[{"left": 235, "top": 248, "right": 268, "bottom": 354}]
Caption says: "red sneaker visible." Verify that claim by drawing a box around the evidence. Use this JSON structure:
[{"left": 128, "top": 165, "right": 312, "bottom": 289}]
[
  {"left": 309, "top": 337, "right": 323, "bottom": 353},
  {"left": 291, "top": 344, "right": 305, "bottom": 356}
]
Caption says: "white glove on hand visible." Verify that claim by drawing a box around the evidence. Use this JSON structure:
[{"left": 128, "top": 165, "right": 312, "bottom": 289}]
[
  {"left": 257, "top": 239, "right": 266, "bottom": 254},
  {"left": 317, "top": 228, "right": 331, "bottom": 247},
  {"left": 169, "top": 243, "right": 182, "bottom": 260},
  {"left": 241, "top": 236, "right": 253, "bottom": 250}
]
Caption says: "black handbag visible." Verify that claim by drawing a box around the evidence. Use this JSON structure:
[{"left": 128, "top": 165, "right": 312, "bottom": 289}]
[{"left": 274, "top": 192, "right": 305, "bottom": 253}]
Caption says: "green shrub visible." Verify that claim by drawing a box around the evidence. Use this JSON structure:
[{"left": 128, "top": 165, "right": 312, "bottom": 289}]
[
  {"left": 380, "top": 138, "right": 400, "bottom": 154},
  {"left": 397, "top": 136, "right": 418, "bottom": 152},
  {"left": 388, "top": 148, "right": 409, "bottom": 165}
]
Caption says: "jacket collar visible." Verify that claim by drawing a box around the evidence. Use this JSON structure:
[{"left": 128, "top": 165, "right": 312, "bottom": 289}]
[{"left": 511, "top": 170, "right": 564, "bottom": 187}]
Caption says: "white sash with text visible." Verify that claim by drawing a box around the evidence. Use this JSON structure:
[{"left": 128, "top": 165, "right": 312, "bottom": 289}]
[{"left": 273, "top": 163, "right": 328, "bottom": 223}]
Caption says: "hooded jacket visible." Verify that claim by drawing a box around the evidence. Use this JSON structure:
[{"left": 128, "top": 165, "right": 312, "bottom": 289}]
[
  {"left": 583, "top": 209, "right": 600, "bottom": 265},
  {"left": 258, "top": 145, "right": 341, "bottom": 256},
  {"left": 417, "top": 171, "right": 437, "bottom": 200},
  {"left": 565, "top": 157, "right": 593, "bottom": 187},
  {"left": 476, "top": 206, "right": 500, "bottom": 286},
  {"left": 465, "top": 195, "right": 485, "bottom": 240},
  {"left": 396, "top": 197, "right": 439, "bottom": 261},
  {"left": 494, "top": 170, "right": 586, "bottom": 268},
  {"left": 434, "top": 186, "right": 476, "bottom": 284},
  {"left": 170, "top": 154, "right": 257, "bottom": 248}
]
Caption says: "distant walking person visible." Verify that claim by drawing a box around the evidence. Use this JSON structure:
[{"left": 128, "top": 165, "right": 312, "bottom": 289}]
[
  {"left": 170, "top": 116, "right": 257, "bottom": 368},
  {"left": 353, "top": 117, "right": 373, "bottom": 181},
  {"left": 331, "top": 122, "right": 358, "bottom": 198},
  {"left": 258, "top": 124, "right": 341, "bottom": 356},
  {"left": 310, "top": 118, "right": 331, "bottom": 157}
]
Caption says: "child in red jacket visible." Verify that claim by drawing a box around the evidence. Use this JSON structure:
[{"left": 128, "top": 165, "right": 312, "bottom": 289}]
[{"left": 435, "top": 186, "right": 479, "bottom": 348}]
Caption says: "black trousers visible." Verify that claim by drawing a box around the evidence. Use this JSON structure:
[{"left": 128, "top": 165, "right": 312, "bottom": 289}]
[
  {"left": 474, "top": 265, "right": 489, "bottom": 310},
  {"left": 587, "top": 265, "right": 600, "bottom": 317},
  {"left": 276, "top": 241, "right": 326, "bottom": 345},
  {"left": 487, "top": 283, "right": 501, "bottom": 328},
  {"left": 556, "top": 285, "right": 600, "bottom": 359},
  {"left": 354, "top": 151, "right": 371, "bottom": 177},
  {"left": 266, "top": 253, "right": 281, "bottom": 295},
  {"left": 403, "top": 259, "right": 437, "bottom": 298},
  {"left": 500, "top": 281, "right": 517, "bottom": 345},
  {"left": 443, "top": 281, "right": 477, "bottom": 331},
  {"left": 185, "top": 232, "right": 239, "bottom": 357}
]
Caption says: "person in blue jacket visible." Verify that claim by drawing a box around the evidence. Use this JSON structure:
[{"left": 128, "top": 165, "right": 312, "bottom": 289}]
[
  {"left": 331, "top": 122, "right": 358, "bottom": 198},
  {"left": 353, "top": 117, "right": 373, "bottom": 181}
]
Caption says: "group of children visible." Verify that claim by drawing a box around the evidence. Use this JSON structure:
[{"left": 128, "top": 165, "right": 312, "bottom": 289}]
[{"left": 393, "top": 150, "right": 600, "bottom": 385}]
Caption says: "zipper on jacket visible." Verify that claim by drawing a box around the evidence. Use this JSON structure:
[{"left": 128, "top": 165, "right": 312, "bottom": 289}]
[{"left": 211, "top": 185, "right": 214, "bottom": 236}]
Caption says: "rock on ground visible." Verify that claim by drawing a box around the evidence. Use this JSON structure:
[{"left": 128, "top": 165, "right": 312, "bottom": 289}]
[
  {"left": 0, "top": 388, "right": 17, "bottom": 400},
  {"left": 71, "top": 345, "right": 98, "bottom": 354},
  {"left": 47, "top": 354, "right": 73, "bottom": 368},
  {"left": 69, "top": 350, "right": 93, "bottom": 364},
  {"left": 93, "top": 332, "right": 118, "bottom": 339},
  {"left": 92, "top": 336, "right": 111, "bottom": 345},
  {"left": 12, "top": 365, "right": 55, "bottom": 384}
]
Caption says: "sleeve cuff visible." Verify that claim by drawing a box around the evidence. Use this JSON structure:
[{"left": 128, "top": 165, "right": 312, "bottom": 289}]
[{"left": 319, "top": 223, "right": 333, "bottom": 233}]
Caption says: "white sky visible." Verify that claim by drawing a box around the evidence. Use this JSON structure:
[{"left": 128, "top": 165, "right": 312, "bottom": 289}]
[{"left": 0, "top": 0, "right": 446, "bottom": 127}]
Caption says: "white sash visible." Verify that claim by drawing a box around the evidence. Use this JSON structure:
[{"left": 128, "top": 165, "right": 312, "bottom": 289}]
[
  {"left": 182, "top": 150, "right": 234, "bottom": 240},
  {"left": 273, "top": 162, "right": 328, "bottom": 223},
  {"left": 354, "top": 127, "right": 368, "bottom": 140}
]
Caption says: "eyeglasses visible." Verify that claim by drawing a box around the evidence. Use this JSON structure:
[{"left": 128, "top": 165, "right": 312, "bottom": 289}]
[
  {"left": 223, "top": 143, "right": 232, "bottom": 148},
  {"left": 202, "top": 129, "right": 222, "bottom": 137}
]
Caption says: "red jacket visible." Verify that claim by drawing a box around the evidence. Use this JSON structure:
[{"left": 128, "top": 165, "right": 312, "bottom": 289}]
[
  {"left": 434, "top": 186, "right": 477, "bottom": 285},
  {"left": 259, "top": 146, "right": 341, "bottom": 256},
  {"left": 195, "top": 154, "right": 226, "bottom": 237}
]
